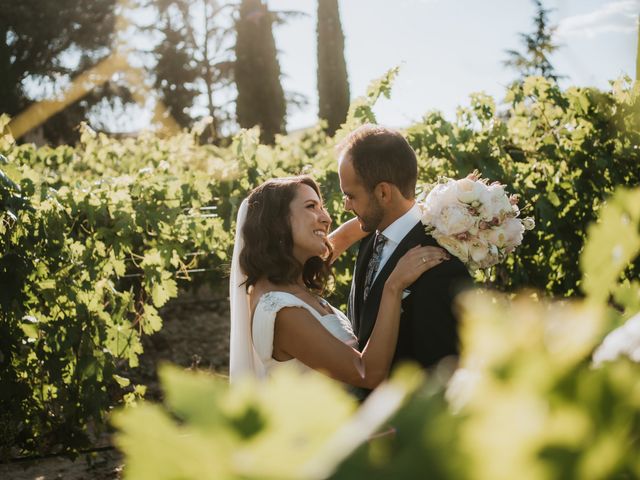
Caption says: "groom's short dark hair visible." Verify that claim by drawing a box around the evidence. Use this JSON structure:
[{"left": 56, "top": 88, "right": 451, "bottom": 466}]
[{"left": 338, "top": 124, "right": 417, "bottom": 199}]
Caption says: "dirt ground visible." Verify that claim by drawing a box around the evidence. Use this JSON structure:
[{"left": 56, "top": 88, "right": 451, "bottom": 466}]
[{"left": 1, "top": 285, "right": 231, "bottom": 480}]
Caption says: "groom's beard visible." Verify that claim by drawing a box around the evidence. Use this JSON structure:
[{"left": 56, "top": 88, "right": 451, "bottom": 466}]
[{"left": 357, "top": 196, "right": 385, "bottom": 233}]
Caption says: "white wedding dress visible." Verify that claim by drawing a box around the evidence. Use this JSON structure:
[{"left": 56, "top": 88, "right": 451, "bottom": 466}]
[{"left": 252, "top": 291, "right": 358, "bottom": 374}]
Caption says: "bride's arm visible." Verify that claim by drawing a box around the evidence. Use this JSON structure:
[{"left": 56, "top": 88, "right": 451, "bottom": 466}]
[
  {"left": 327, "top": 217, "right": 367, "bottom": 263},
  {"left": 273, "top": 245, "right": 448, "bottom": 389}
]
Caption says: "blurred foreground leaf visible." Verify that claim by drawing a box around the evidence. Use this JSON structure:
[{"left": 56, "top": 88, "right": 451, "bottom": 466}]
[{"left": 581, "top": 188, "right": 640, "bottom": 302}]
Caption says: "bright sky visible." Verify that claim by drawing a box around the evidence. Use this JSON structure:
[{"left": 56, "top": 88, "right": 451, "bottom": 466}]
[{"left": 269, "top": 0, "right": 639, "bottom": 131}]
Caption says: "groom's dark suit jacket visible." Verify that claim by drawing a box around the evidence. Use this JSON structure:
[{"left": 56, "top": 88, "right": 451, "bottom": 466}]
[{"left": 348, "top": 222, "right": 472, "bottom": 371}]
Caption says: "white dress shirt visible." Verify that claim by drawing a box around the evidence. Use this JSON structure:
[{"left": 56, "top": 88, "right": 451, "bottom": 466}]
[{"left": 373, "top": 203, "right": 423, "bottom": 282}]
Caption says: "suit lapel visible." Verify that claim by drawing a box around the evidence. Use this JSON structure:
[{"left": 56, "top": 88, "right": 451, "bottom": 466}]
[
  {"left": 358, "top": 221, "right": 428, "bottom": 346},
  {"left": 350, "top": 233, "right": 375, "bottom": 335}
]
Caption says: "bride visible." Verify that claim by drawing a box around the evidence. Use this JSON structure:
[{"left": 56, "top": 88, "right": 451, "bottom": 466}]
[{"left": 229, "top": 175, "right": 447, "bottom": 388}]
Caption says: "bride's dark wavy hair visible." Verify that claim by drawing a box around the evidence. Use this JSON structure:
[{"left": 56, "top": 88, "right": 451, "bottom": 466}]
[{"left": 239, "top": 176, "right": 333, "bottom": 293}]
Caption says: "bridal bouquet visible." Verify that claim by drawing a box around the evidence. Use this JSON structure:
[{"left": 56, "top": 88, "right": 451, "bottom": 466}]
[{"left": 419, "top": 172, "right": 534, "bottom": 271}]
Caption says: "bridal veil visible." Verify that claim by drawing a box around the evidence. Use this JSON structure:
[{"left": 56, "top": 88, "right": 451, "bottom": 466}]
[{"left": 229, "top": 199, "right": 265, "bottom": 381}]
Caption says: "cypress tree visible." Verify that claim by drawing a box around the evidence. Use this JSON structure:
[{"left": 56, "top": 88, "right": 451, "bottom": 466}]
[
  {"left": 317, "top": 0, "right": 350, "bottom": 136},
  {"left": 235, "top": 0, "right": 286, "bottom": 144}
]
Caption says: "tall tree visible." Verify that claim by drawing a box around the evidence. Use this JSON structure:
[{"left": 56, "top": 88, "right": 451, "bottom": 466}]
[
  {"left": 504, "top": 0, "right": 562, "bottom": 82},
  {"left": 235, "top": 0, "right": 286, "bottom": 144},
  {"left": 150, "top": 0, "right": 235, "bottom": 141},
  {"left": 317, "top": 0, "right": 350, "bottom": 136},
  {"left": 153, "top": 21, "right": 200, "bottom": 129},
  {"left": 0, "top": 0, "right": 119, "bottom": 143}
]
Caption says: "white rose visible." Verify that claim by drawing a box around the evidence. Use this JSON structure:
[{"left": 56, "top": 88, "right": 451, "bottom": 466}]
[
  {"left": 425, "top": 181, "right": 457, "bottom": 209},
  {"left": 420, "top": 202, "right": 437, "bottom": 226},
  {"left": 435, "top": 204, "right": 476, "bottom": 236},
  {"left": 496, "top": 189, "right": 514, "bottom": 214},
  {"left": 435, "top": 235, "right": 469, "bottom": 263},
  {"left": 469, "top": 241, "right": 489, "bottom": 264},
  {"left": 502, "top": 217, "right": 525, "bottom": 247},
  {"left": 455, "top": 178, "right": 486, "bottom": 205},
  {"left": 522, "top": 217, "right": 535, "bottom": 230},
  {"left": 480, "top": 184, "right": 512, "bottom": 220},
  {"left": 476, "top": 227, "right": 492, "bottom": 247},
  {"left": 484, "top": 226, "right": 507, "bottom": 248}
]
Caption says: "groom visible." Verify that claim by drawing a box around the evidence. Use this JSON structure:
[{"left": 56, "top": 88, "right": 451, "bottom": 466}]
[{"left": 338, "top": 124, "right": 471, "bottom": 385}]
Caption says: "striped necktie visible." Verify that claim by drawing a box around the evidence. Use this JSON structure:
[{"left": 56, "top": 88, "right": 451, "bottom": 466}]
[{"left": 363, "top": 233, "right": 387, "bottom": 301}]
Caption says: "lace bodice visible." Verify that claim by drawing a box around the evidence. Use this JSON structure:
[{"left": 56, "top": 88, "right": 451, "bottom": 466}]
[{"left": 252, "top": 291, "right": 357, "bottom": 374}]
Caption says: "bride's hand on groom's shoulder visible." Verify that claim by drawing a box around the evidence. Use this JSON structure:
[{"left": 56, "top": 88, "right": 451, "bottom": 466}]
[{"left": 386, "top": 246, "right": 449, "bottom": 292}]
